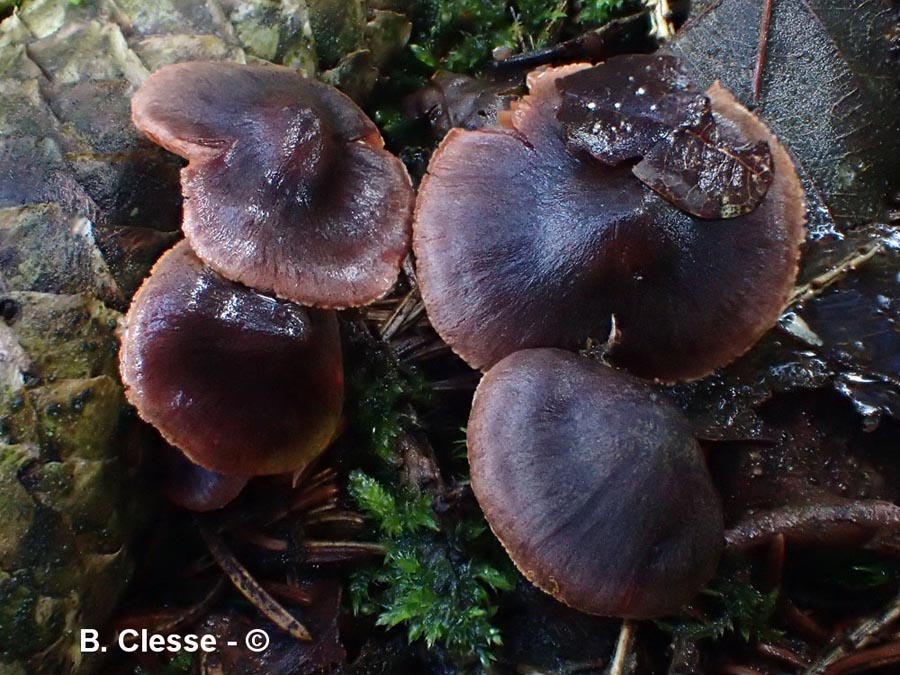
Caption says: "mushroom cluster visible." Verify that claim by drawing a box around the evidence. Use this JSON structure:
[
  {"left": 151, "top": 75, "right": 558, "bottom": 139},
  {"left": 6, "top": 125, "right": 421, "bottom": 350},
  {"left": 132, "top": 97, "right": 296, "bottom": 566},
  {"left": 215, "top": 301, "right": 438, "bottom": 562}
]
[
  {"left": 120, "top": 62, "right": 414, "bottom": 492},
  {"left": 414, "top": 55, "right": 807, "bottom": 617},
  {"left": 120, "top": 54, "right": 806, "bottom": 617}
]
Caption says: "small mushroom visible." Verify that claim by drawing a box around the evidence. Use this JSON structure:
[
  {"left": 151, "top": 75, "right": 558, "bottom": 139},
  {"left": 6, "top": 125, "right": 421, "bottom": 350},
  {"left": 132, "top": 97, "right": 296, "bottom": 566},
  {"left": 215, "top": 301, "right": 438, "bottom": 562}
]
[
  {"left": 414, "top": 56, "right": 806, "bottom": 381},
  {"left": 157, "top": 434, "right": 248, "bottom": 512},
  {"left": 120, "top": 242, "right": 343, "bottom": 476},
  {"left": 131, "top": 61, "right": 414, "bottom": 309},
  {"left": 468, "top": 348, "right": 724, "bottom": 618}
]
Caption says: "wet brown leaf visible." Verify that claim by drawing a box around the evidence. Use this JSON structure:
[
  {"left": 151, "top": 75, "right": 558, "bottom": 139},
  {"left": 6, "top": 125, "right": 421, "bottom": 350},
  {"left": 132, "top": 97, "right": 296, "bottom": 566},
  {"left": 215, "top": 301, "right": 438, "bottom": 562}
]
[{"left": 633, "top": 108, "right": 773, "bottom": 219}]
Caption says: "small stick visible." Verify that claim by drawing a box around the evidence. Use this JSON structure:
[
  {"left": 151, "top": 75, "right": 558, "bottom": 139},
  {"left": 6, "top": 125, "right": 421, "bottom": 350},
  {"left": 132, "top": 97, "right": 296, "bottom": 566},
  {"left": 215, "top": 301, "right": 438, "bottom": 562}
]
[
  {"left": 380, "top": 288, "right": 425, "bottom": 341},
  {"left": 198, "top": 523, "right": 312, "bottom": 641},
  {"left": 609, "top": 620, "right": 636, "bottom": 675},
  {"left": 781, "top": 600, "right": 830, "bottom": 643},
  {"left": 753, "top": 0, "right": 774, "bottom": 105},
  {"left": 758, "top": 642, "right": 809, "bottom": 669},
  {"left": 804, "top": 588, "right": 900, "bottom": 674},
  {"left": 788, "top": 242, "right": 884, "bottom": 306},
  {"left": 260, "top": 580, "right": 314, "bottom": 607},
  {"left": 301, "top": 540, "right": 387, "bottom": 564},
  {"left": 824, "top": 639, "right": 900, "bottom": 675}
]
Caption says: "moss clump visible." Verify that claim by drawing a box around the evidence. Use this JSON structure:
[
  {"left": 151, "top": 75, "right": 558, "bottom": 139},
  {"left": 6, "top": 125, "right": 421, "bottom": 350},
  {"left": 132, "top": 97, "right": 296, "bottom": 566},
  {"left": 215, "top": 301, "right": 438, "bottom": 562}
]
[
  {"left": 407, "top": 0, "right": 634, "bottom": 73},
  {"left": 343, "top": 323, "right": 431, "bottom": 464},
  {"left": 657, "top": 557, "right": 782, "bottom": 643},
  {"left": 348, "top": 471, "right": 516, "bottom": 667}
]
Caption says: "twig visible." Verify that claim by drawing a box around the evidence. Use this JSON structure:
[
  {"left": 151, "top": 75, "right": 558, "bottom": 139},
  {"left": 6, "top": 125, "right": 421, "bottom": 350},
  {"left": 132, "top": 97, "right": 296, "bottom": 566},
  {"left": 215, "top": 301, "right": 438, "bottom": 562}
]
[
  {"left": 823, "top": 639, "right": 900, "bottom": 675},
  {"left": 379, "top": 288, "right": 425, "bottom": 341},
  {"left": 781, "top": 600, "right": 831, "bottom": 643},
  {"left": 804, "top": 588, "right": 900, "bottom": 674},
  {"left": 198, "top": 523, "right": 313, "bottom": 641},
  {"left": 260, "top": 580, "right": 314, "bottom": 607},
  {"left": 788, "top": 241, "right": 885, "bottom": 306},
  {"left": 752, "top": 0, "right": 774, "bottom": 105},
  {"left": 489, "top": 11, "right": 649, "bottom": 72},
  {"left": 645, "top": 0, "right": 676, "bottom": 42},
  {"left": 608, "top": 620, "right": 636, "bottom": 675},
  {"left": 758, "top": 642, "right": 809, "bottom": 669},
  {"left": 301, "top": 540, "right": 388, "bottom": 564}
]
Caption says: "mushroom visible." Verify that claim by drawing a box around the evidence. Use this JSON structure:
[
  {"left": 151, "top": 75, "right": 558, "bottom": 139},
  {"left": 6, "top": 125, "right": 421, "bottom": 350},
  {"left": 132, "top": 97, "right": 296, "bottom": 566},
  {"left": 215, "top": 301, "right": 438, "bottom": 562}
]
[
  {"left": 156, "top": 433, "right": 249, "bottom": 512},
  {"left": 468, "top": 348, "right": 724, "bottom": 618},
  {"left": 413, "top": 55, "right": 806, "bottom": 381},
  {"left": 119, "top": 242, "right": 343, "bottom": 476},
  {"left": 131, "top": 61, "right": 414, "bottom": 309}
]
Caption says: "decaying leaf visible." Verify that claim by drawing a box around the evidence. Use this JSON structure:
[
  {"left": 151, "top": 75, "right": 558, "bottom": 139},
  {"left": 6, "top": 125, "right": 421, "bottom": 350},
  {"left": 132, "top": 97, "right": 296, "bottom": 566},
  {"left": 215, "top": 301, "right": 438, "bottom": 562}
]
[
  {"left": 633, "top": 107, "right": 773, "bottom": 219},
  {"left": 555, "top": 53, "right": 774, "bottom": 218},
  {"left": 665, "top": 0, "right": 900, "bottom": 228},
  {"left": 659, "top": 0, "right": 900, "bottom": 434},
  {"left": 199, "top": 580, "right": 345, "bottom": 674},
  {"left": 710, "top": 394, "right": 900, "bottom": 550},
  {"left": 556, "top": 53, "right": 707, "bottom": 164}
]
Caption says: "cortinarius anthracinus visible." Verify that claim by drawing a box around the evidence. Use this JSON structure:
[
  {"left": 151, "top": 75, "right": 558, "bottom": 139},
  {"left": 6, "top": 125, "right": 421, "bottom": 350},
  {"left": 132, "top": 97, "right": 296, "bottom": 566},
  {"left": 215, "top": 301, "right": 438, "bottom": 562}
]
[
  {"left": 132, "top": 61, "right": 415, "bottom": 309},
  {"left": 120, "top": 242, "right": 344, "bottom": 476},
  {"left": 468, "top": 348, "right": 725, "bottom": 618},
  {"left": 414, "top": 55, "right": 806, "bottom": 381}
]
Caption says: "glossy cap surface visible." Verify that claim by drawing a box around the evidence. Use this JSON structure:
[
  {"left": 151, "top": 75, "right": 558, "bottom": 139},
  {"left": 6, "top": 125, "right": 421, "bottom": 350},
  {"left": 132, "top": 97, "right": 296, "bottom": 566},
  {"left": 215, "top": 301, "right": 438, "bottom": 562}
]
[
  {"left": 120, "top": 242, "right": 344, "bottom": 476},
  {"left": 414, "top": 60, "right": 805, "bottom": 381},
  {"left": 132, "top": 62, "right": 414, "bottom": 308}
]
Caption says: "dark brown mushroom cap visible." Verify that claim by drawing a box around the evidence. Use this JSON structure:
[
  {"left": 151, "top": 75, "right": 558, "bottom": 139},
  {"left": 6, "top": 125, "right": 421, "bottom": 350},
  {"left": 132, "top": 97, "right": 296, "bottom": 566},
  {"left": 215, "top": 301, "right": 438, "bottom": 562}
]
[
  {"left": 154, "top": 434, "right": 249, "bottom": 512},
  {"left": 131, "top": 62, "right": 414, "bottom": 308},
  {"left": 413, "top": 65, "right": 806, "bottom": 381},
  {"left": 120, "top": 242, "right": 344, "bottom": 476},
  {"left": 469, "top": 348, "right": 724, "bottom": 618}
]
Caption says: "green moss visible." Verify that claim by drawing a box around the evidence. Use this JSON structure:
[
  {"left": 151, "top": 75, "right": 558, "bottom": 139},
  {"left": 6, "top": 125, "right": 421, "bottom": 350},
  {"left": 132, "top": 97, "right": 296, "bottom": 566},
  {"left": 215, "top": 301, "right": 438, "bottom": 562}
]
[
  {"left": 368, "top": 0, "right": 636, "bottom": 153},
  {"left": 349, "top": 471, "right": 438, "bottom": 537},
  {"left": 348, "top": 471, "right": 516, "bottom": 667},
  {"left": 657, "top": 558, "right": 782, "bottom": 643},
  {"left": 577, "top": 0, "right": 629, "bottom": 25},
  {"left": 406, "top": 0, "right": 632, "bottom": 74},
  {"left": 343, "top": 324, "right": 431, "bottom": 464}
]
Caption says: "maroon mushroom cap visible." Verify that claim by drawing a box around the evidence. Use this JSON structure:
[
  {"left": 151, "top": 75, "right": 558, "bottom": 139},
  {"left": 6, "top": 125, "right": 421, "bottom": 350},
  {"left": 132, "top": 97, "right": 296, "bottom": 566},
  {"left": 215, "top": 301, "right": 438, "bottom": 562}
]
[
  {"left": 157, "top": 437, "right": 249, "bottom": 512},
  {"left": 414, "top": 57, "right": 806, "bottom": 381},
  {"left": 120, "top": 242, "right": 344, "bottom": 476},
  {"left": 469, "top": 348, "right": 724, "bottom": 618},
  {"left": 131, "top": 62, "right": 414, "bottom": 309}
]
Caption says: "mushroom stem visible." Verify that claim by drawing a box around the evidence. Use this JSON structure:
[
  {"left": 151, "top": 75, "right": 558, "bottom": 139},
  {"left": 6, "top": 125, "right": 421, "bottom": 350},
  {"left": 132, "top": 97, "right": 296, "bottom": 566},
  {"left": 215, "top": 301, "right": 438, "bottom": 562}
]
[{"left": 609, "top": 620, "right": 637, "bottom": 675}]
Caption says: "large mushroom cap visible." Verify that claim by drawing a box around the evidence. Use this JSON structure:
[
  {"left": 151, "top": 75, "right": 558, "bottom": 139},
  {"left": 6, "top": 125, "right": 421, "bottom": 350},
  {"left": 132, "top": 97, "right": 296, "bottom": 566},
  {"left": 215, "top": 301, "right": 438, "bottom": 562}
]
[
  {"left": 131, "top": 61, "right": 414, "bottom": 309},
  {"left": 414, "top": 56, "right": 806, "bottom": 381},
  {"left": 120, "top": 242, "right": 344, "bottom": 476},
  {"left": 469, "top": 348, "right": 724, "bottom": 618}
]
